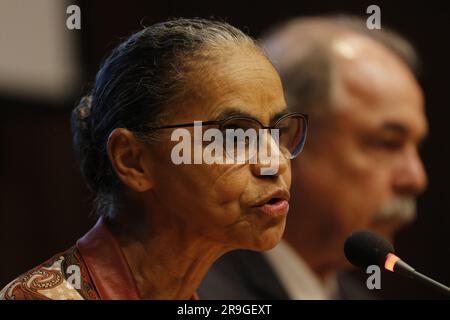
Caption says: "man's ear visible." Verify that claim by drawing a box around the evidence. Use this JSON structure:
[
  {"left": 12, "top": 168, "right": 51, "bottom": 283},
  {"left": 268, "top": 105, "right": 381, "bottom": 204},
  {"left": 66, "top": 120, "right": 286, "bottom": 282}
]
[{"left": 107, "top": 128, "right": 152, "bottom": 192}]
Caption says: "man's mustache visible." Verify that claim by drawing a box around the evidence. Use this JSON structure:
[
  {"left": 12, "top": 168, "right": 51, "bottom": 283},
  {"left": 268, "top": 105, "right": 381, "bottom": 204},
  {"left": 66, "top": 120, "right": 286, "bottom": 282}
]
[{"left": 372, "top": 196, "right": 417, "bottom": 226}]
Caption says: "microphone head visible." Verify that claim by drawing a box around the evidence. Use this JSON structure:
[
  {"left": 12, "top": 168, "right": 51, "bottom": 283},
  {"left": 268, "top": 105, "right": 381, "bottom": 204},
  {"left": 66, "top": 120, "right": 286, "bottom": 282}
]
[{"left": 344, "top": 230, "right": 395, "bottom": 269}]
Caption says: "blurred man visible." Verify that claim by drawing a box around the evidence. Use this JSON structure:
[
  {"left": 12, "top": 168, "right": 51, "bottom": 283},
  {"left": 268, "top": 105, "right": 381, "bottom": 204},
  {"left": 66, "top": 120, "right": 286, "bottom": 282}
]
[{"left": 199, "top": 16, "right": 428, "bottom": 299}]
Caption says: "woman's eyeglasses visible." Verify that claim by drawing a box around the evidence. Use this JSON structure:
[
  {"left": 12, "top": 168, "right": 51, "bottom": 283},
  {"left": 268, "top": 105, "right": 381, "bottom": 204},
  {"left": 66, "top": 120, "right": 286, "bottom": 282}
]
[{"left": 138, "top": 112, "right": 308, "bottom": 161}]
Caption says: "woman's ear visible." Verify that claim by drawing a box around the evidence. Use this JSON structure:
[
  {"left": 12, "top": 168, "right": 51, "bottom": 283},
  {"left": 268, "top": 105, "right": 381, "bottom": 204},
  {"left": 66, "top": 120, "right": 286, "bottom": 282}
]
[{"left": 107, "top": 128, "right": 152, "bottom": 192}]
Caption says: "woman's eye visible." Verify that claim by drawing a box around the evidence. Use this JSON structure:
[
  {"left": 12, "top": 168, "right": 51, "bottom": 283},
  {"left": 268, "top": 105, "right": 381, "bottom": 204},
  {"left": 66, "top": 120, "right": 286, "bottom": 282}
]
[
  {"left": 222, "top": 125, "right": 241, "bottom": 132},
  {"left": 272, "top": 126, "right": 289, "bottom": 139},
  {"left": 226, "top": 135, "right": 249, "bottom": 145},
  {"left": 277, "top": 126, "right": 289, "bottom": 136}
]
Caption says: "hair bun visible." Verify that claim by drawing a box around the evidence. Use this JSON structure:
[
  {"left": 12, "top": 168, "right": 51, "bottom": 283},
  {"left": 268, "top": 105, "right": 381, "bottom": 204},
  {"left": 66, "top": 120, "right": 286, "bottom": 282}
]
[
  {"left": 74, "top": 95, "right": 93, "bottom": 130},
  {"left": 71, "top": 94, "right": 97, "bottom": 192}
]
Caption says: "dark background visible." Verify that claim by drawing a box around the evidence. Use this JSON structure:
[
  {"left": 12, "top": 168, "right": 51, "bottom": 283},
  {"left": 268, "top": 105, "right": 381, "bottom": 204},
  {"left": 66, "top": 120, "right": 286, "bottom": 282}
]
[{"left": 1, "top": 0, "right": 449, "bottom": 299}]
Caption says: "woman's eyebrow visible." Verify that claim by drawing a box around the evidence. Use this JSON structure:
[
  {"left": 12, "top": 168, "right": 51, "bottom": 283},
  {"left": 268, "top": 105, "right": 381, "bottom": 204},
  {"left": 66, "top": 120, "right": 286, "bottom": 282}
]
[
  {"left": 212, "top": 107, "right": 255, "bottom": 120},
  {"left": 213, "top": 107, "right": 289, "bottom": 122},
  {"left": 271, "top": 108, "right": 289, "bottom": 123}
]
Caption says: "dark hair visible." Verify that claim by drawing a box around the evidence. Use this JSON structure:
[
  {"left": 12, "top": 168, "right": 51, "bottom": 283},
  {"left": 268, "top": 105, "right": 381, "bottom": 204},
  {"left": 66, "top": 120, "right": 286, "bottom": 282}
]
[
  {"left": 261, "top": 15, "right": 420, "bottom": 115},
  {"left": 71, "top": 18, "right": 257, "bottom": 217}
]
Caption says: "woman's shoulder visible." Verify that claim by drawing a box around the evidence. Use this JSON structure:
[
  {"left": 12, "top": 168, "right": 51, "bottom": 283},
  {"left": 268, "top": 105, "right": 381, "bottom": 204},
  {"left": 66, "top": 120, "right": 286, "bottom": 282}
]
[{"left": 0, "top": 246, "right": 100, "bottom": 300}]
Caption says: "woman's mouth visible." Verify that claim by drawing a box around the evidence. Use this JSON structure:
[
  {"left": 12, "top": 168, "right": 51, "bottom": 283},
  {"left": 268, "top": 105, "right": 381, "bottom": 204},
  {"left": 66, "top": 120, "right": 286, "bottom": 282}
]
[
  {"left": 252, "top": 190, "right": 290, "bottom": 217},
  {"left": 259, "top": 198, "right": 289, "bottom": 217}
]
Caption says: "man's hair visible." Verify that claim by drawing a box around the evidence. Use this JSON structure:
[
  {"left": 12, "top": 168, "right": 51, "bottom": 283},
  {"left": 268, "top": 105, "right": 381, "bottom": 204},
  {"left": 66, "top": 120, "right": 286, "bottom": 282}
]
[{"left": 261, "top": 15, "right": 420, "bottom": 115}]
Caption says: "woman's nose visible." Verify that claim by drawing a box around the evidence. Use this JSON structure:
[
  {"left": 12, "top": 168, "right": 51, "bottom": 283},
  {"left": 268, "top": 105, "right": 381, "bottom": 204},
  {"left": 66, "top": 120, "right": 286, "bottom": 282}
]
[{"left": 250, "top": 132, "right": 289, "bottom": 178}]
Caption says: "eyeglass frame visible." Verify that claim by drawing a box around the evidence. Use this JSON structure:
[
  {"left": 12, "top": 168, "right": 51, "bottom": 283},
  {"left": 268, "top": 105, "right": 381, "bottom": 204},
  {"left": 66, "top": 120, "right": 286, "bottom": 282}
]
[{"left": 137, "top": 111, "right": 309, "bottom": 159}]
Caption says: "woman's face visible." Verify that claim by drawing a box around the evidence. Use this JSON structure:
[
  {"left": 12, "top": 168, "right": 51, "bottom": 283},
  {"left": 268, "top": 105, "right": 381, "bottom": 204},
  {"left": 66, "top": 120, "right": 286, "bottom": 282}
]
[{"left": 146, "top": 46, "right": 291, "bottom": 251}]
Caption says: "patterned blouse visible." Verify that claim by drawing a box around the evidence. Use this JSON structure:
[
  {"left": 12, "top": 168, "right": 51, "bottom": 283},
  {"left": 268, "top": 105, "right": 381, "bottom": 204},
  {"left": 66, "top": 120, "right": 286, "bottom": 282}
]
[{"left": 0, "top": 218, "right": 199, "bottom": 300}]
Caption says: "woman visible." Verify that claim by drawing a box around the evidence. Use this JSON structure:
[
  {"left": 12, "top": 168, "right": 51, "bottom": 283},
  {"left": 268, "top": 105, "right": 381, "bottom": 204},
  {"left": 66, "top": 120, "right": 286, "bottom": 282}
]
[{"left": 0, "top": 18, "right": 308, "bottom": 300}]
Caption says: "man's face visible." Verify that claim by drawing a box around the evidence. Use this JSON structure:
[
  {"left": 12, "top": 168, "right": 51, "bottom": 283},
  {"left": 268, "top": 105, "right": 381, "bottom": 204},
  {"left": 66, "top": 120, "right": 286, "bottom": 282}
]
[{"left": 288, "top": 35, "right": 428, "bottom": 270}]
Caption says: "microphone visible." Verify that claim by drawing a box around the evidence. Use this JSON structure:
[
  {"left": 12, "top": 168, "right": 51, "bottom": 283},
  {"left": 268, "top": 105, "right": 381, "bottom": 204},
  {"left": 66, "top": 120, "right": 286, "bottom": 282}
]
[{"left": 344, "top": 230, "right": 450, "bottom": 297}]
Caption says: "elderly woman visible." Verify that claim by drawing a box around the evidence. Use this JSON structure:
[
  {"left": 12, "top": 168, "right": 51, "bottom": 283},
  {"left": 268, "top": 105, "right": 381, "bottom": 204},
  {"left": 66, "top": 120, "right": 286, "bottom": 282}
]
[{"left": 0, "top": 18, "right": 307, "bottom": 300}]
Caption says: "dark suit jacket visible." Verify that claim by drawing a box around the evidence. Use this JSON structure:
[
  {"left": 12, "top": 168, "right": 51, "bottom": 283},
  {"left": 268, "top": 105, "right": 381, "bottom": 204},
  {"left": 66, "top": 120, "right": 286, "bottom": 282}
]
[{"left": 198, "top": 249, "right": 375, "bottom": 300}]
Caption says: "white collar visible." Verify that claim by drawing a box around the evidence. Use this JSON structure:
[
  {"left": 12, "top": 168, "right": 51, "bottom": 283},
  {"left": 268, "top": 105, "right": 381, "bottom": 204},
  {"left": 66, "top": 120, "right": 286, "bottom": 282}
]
[{"left": 263, "top": 240, "right": 338, "bottom": 300}]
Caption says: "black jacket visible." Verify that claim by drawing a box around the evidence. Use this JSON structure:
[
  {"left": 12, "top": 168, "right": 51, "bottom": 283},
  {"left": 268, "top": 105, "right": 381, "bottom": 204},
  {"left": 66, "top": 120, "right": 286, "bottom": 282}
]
[{"left": 198, "top": 249, "right": 375, "bottom": 300}]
